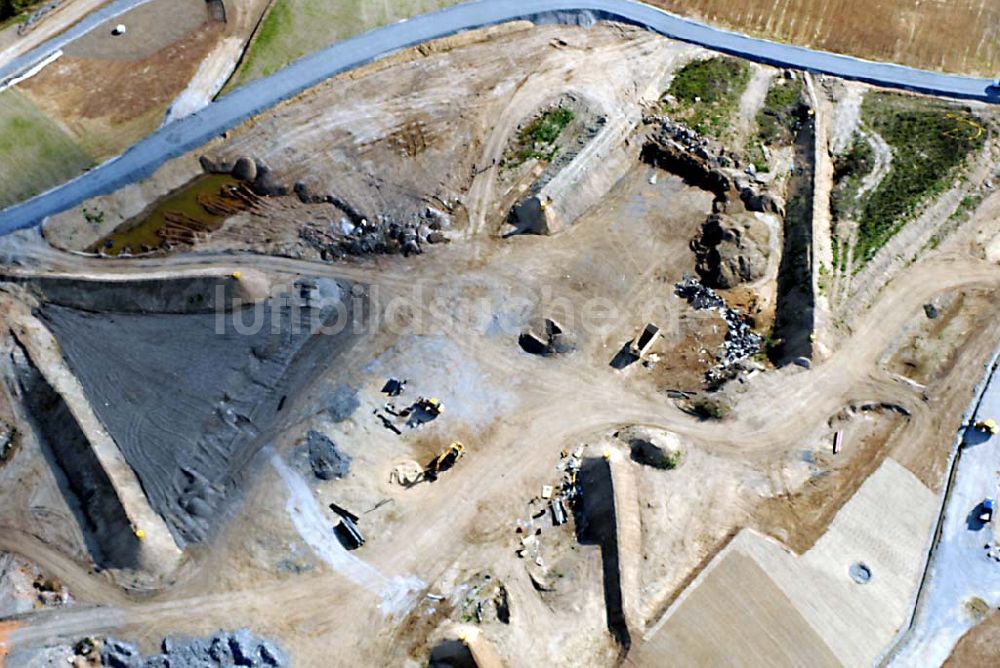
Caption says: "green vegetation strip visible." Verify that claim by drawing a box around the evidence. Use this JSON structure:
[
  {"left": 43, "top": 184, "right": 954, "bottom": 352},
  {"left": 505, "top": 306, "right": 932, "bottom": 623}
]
[
  {"left": 666, "top": 56, "right": 750, "bottom": 138},
  {"left": 747, "top": 76, "right": 806, "bottom": 172},
  {"left": 0, "top": 90, "right": 93, "bottom": 209},
  {"left": 229, "top": 0, "right": 464, "bottom": 89},
  {"left": 853, "top": 93, "right": 985, "bottom": 264},
  {"left": 757, "top": 77, "right": 805, "bottom": 146},
  {"left": 830, "top": 134, "right": 875, "bottom": 225},
  {"left": 0, "top": 0, "right": 40, "bottom": 24},
  {"left": 502, "top": 107, "right": 575, "bottom": 168}
]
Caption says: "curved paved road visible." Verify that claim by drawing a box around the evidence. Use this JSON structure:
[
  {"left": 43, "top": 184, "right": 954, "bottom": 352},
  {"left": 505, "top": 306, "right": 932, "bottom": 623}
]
[{"left": 0, "top": 0, "right": 997, "bottom": 236}]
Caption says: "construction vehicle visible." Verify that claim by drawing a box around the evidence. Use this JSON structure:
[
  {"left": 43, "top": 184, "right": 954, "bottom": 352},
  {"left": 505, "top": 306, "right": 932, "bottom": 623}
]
[
  {"left": 974, "top": 418, "right": 998, "bottom": 436},
  {"left": 417, "top": 397, "right": 443, "bottom": 416},
  {"left": 423, "top": 441, "right": 465, "bottom": 482},
  {"left": 406, "top": 397, "right": 444, "bottom": 428},
  {"left": 981, "top": 499, "right": 995, "bottom": 523}
]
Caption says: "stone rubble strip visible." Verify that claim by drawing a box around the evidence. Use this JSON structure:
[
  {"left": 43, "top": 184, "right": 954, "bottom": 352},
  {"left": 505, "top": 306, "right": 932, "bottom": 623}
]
[
  {"left": 674, "top": 275, "right": 762, "bottom": 385},
  {"left": 101, "top": 628, "right": 286, "bottom": 667}
]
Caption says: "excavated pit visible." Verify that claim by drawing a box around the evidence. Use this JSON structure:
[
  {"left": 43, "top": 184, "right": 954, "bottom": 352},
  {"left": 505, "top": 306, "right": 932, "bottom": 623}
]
[
  {"left": 769, "top": 117, "right": 816, "bottom": 364},
  {"left": 35, "top": 276, "right": 362, "bottom": 547}
]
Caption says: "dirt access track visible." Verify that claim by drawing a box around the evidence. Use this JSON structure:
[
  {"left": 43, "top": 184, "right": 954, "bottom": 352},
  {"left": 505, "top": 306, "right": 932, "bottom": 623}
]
[{"left": 0, "top": 13, "right": 998, "bottom": 668}]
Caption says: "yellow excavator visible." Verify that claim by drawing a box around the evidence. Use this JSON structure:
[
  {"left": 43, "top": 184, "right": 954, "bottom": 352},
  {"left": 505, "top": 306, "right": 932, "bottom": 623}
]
[
  {"left": 974, "top": 418, "right": 998, "bottom": 436},
  {"left": 423, "top": 441, "right": 465, "bottom": 482}
]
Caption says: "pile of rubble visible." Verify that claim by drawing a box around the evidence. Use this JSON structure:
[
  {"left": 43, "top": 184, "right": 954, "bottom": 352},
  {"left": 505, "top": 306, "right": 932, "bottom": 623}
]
[
  {"left": 100, "top": 629, "right": 286, "bottom": 667},
  {"left": 690, "top": 213, "right": 770, "bottom": 289},
  {"left": 300, "top": 207, "right": 450, "bottom": 260},
  {"left": 304, "top": 430, "right": 351, "bottom": 481},
  {"left": 17, "top": 0, "right": 61, "bottom": 36},
  {"left": 515, "top": 448, "right": 582, "bottom": 568},
  {"left": 675, "top": 276, "right": 762, "bottom": 386},
  {"left": 453, "top": 573, "right": 511, "bottom": 625},
  {"left": 644, "top": 117, "right": 727, "bottom": 164},
  {"left": 641, "top": 117, "right": 785, "bottom": 216},
  {"left": 199, "top": 153, "right": 454, "bottom": 261},
  {"left": 0, "top": 553, "right": 71, "bottom": 617}
]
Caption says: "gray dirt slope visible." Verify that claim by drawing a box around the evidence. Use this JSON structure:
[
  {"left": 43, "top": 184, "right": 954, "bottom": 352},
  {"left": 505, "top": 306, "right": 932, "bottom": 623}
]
[{"left": 39, "top": 282, "right": 359, "bottom": 546}]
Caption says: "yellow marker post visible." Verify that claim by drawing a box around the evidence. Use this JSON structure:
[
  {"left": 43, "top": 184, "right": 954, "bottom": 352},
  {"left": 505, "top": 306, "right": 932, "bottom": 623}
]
[
  {"left": 231, "top": 271, "right": 241, "bottom": 281},
  {"left": 134, "top": 528, "right": 145, "bottom": 540}
]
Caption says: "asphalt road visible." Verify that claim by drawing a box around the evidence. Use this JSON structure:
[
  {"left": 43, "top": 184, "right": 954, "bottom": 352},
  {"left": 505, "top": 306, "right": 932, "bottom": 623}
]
[
  {"left": 0, "top": 0, "right": 998, "bottom": 236},
  {"left": 0, "top": 0, "right": 155, "bottom": 84},
  {"left": 890, "top": 351, "right": 1000, "bottom": 665}
]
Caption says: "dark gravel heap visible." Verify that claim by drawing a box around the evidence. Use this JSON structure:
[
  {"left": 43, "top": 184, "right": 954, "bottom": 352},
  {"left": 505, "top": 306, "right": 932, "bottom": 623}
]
[
  {"left": 306, "top": 430, "right": 352, "bottom": 480},
  {"left": 102, "top": 629, "right": 286, "bottom": 667},
  {"left": 675, "top": 276, "right": 762, "bottom": 386}
]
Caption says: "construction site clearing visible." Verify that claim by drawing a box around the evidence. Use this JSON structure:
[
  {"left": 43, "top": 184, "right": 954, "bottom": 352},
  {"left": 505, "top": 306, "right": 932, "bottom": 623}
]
[{"left": 0, "top": 14, "right": 998, "bottom": 668}]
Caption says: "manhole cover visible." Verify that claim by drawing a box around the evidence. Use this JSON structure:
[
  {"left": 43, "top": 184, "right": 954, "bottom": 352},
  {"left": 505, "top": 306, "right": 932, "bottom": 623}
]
[{"left": 849, "top": 562, "right": 872, "bottom": 584}]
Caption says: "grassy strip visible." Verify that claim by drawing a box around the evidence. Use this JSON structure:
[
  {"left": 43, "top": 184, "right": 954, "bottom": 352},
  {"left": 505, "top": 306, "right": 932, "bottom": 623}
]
[
  {"left": 757, "top": 77, "right": 805, "bottom": 146},
  {"left": 853, "top": 93, "right": 985, "bottom": 263},
  {"left": 0, "top": 89, "right": 93, "bottom": 208},
  {"left": 232, "top": 0, "right": 293, "bottom": 81},
  {"left": 0, "top": 0, "right": 39, "bottom": 23},
  {"left": 502, "top": 107, "right": 574, "bottom": 168},
  {"left": 830, "top": 133, "right": 875, "bottom": 223},
  {"left": 745, "top": 76, "right": 806, "bottom": 172},
  {"left": 665, "top": 56, "right": 750, "bottom": 138},
  {"left": 228, "top": 0, "right": 464, "bottom": 89}
]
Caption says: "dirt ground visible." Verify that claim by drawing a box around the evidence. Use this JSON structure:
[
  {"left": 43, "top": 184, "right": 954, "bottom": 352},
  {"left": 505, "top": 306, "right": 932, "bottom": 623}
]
[
  {"left": 17, "top": 0, "right": 269, "bottom": 159},
  {"left": 946, "top": 610, "right": 1000, "bottom": 667},
  {"left": 0, "top": 17, "right": 999, "bottom": 668}
]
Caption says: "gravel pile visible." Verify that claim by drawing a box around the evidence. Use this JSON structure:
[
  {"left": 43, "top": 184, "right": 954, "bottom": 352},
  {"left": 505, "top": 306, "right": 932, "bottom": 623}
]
[
  {"left": 300, "top": 207, "right": 450, "bottom": 260},
  {"left": 306, "top": 430, "right": 351, "bottom": 480},
  {"left": 102, "top": 629, "right": 286, "bottom": 667}
]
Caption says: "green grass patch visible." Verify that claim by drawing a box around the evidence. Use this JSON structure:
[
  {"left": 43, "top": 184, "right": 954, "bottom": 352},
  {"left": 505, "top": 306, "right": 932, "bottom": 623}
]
[
  {"left": 744, "top": 137, "right": 768, "bottom": 173},
  {"left": 502, "top": 107, "right": 575, "bottom": 169},
  {"left": 685, "top": 396, "right": 731, "bottom": 420},
  {"left": 665, "top": 57, "right": 750, "bottom": 137},
  {"left": 757, "top": 77, "right": 805, "bottom": 146},
  {"left": 830, "top": 133, "right": 875, "bottom": 222},
  {"left": 0, "top": 0, "right": 41, "bottom": 23},
  {"left": 853, "top": 93, "right": 985, "bottom": 264},
  {"left": 228, "top": 0, "right": 465, "bottom": 90},
  {"left": 0, "top": 90, "right": 93, "bottom": 209}
]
